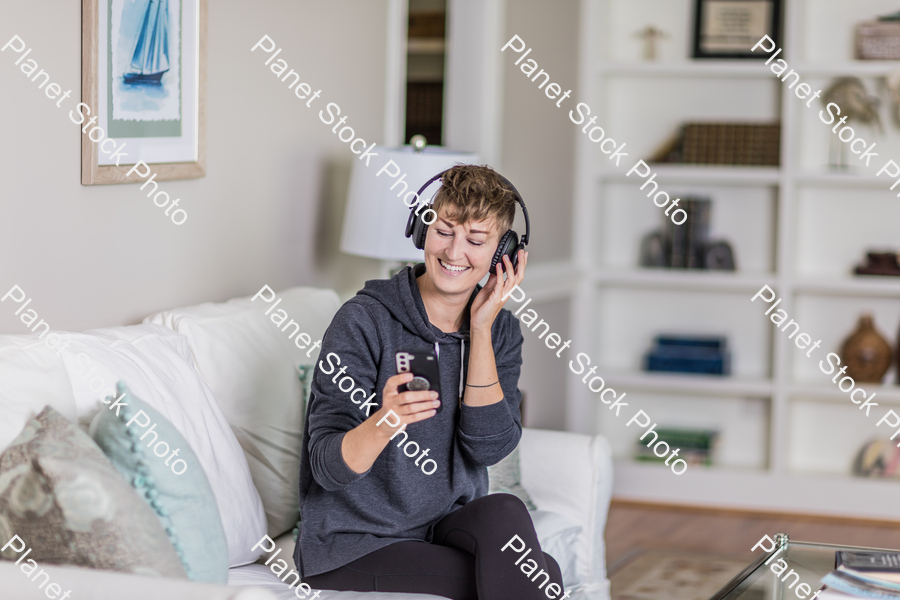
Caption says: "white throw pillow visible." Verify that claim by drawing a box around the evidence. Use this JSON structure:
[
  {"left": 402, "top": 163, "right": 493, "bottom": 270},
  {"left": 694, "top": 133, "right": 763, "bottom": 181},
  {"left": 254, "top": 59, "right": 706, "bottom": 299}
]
[
  {"left": 0, "top": 335, "right": 77, "bottom": 452},
  {"left": 55, "top": 324, "right": 267, "bottom": 568},
  {"left": 145, "top": 287, "right": 341, "bottom": 538},
  {"left": 530, "top": 509, "right": 583, "bottom": 590}
]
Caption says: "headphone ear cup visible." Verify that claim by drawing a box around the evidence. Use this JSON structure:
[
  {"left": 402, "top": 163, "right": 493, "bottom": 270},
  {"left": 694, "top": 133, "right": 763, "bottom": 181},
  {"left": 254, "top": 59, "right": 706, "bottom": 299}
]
[
  {"left": 509, "top": 240, "right": 523, "bottom": 271},
  {"left": 413, "top": 206, "right": 431, "bottom": 250},
  {"left": 405, "top": 206, "right": 418, "bottom": 240},
  {"left": 491, "top": 230, "right": 518, "bottom": 272},
  {"left": 405, "top": 205, "right": 431, "bottom": 250}
]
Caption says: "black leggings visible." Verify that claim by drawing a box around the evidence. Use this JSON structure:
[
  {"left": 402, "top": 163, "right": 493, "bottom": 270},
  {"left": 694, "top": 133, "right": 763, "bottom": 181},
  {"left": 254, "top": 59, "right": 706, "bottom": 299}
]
[{"left": 304, "top": 494, "right": 565, "bottom": 600}]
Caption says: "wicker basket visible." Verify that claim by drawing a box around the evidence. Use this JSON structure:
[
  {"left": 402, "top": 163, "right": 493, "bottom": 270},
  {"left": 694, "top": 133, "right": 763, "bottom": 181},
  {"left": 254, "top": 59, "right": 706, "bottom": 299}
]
[{"left": 651, "top": 123, "right": 781, "bottom": 167}]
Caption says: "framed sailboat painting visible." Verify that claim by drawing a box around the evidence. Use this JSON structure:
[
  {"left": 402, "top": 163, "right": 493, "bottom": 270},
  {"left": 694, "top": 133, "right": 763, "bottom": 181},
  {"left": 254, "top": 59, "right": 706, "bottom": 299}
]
[{"left": 81, "top": 0, "right": 207, "bottom": 184}]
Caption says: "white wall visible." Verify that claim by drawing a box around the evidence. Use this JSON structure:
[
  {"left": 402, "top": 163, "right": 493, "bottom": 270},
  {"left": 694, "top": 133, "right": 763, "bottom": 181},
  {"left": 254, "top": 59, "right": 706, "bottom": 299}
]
[
  {"left": 501, "top": 0, "right": 579, "bottom": 264},
  {"left": 518, "top": 298, "right": 570, "bottom": 430},
  {"left": 1, "top": 0, "right": 578, "bottom": 432},
  {"left": 498, "top": 0, "right": 580, "bottom": 430},
  {"left": 0, "top": 0, "right": 389, "bottom": 334}
]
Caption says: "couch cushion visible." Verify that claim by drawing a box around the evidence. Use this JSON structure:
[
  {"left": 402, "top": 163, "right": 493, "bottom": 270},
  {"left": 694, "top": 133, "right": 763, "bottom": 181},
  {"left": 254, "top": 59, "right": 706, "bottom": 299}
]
[
  {"left": 145, "top": 287, "right": 340, "bottom": 538},
  {"left": 0, "top": 335, "right": 77, "bottom": 453},
  {"left": 0, "top": 406, "right": 186, "bottom": 578},
  {"left": 519, "top": 428, "right": 613, "bottom": 595},
  {"left": 54, "top": 324, "right": 267, "bottom": 568},
  {"left": 531, "top": 509, "right": 583, "bottom": 589},
  {"left": 229, "top": 564, "right": 443, "bottom": 599},
  {"left": 235, "top": 508, "right": 583, "bottom": 600},
  {"left": 90, "top": 382, "right": 229, "bottom": 584}
]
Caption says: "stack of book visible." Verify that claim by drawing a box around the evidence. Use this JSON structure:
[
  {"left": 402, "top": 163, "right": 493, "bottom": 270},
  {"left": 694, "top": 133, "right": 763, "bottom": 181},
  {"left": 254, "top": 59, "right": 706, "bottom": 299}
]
[
  {"left": 644, "top": 335, "right": 731, "bottom": 375},
  {"left": 639, "top": 197, "right": 737, "bottom": 271},
  {"left": 666, "top": 197, "right": 709, "bottom": 269},
  {"left": 818, "top": 550, "right": 900, "bottom": 598},
  {"left": 634, "top": 428, "right": 719, "bottom": 466}
]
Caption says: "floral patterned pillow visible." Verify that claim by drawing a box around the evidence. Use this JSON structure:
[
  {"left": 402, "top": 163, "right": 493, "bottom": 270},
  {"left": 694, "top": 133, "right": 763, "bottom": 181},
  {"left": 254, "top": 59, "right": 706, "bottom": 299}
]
[{"left": 0, "top": 406, "right": 186, "bottom": 578}]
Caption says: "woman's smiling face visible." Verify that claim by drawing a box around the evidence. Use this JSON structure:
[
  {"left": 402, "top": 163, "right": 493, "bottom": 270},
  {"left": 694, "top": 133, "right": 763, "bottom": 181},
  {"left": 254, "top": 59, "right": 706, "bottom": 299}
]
[{"left": 422, "top": 206, "right": 502, "bottom": 295}]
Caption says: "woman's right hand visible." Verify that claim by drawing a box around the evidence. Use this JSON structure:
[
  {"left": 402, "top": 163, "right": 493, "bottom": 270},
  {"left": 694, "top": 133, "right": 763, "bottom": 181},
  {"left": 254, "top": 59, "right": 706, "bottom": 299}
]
[
  {"left": 343, "top": 373, "right": 441, "bottom": 473},
  {"left": 376, "top": 372, "right": 441, "bottom": 433}
]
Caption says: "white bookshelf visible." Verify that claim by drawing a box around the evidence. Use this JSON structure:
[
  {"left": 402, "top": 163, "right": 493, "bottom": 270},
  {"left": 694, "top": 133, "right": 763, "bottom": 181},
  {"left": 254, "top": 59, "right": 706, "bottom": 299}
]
[{"left": 565, "top": 0, "right": 900, "bottom": 519}]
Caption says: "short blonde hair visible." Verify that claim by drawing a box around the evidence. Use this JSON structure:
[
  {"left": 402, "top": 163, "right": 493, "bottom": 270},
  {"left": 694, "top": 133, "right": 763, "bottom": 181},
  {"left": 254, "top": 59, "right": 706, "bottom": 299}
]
[{"left": 431, "top": 165, "right": 517, "bottom": 234}]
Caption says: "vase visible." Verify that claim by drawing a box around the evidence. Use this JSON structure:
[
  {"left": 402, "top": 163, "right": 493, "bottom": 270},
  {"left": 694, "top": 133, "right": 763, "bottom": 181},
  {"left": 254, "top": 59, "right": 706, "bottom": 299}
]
[{"left": 840, "top": 314, "right": 892, "bottom": 383}]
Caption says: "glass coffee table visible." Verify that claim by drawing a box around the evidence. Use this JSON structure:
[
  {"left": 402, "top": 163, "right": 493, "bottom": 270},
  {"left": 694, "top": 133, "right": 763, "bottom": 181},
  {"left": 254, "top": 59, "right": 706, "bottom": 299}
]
[{"left": 710, "top": 533, "right": 900, "bottom": 600}]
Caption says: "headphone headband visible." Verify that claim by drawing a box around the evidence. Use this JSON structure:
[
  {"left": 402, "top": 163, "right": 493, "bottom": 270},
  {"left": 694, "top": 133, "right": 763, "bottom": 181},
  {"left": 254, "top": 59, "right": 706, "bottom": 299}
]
[{"left": 410, "top": 169, "right": 530, "bottom": 247}]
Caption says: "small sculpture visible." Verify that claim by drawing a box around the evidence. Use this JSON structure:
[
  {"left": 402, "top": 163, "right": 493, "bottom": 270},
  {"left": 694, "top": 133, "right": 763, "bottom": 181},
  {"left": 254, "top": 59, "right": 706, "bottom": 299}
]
[
  {"left": 840, "top": 314, "right": 893, "bottom": 383},
  {"left": 853, "top": 439, "right": 900, "bottom": 478},
  {"left": 886, "top": 70, "right": 900, "bottom": 128},
  {"left": 822, "top": 78, "right": 882, "bottom": 169},
  {"left": 897, "top": 318, "right": 900, "bottom": 385},
  {"left": 854, "top": 251, "right": 900, "bottom": 276},
  {"left": 635, "top": 26, "right": 668, "bottom": 61}
]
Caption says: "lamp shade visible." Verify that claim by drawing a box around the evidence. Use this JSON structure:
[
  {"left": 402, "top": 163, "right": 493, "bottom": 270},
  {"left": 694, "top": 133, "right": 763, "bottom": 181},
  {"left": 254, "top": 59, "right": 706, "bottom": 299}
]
[{"left": 340, "top": 146, "right": 479, "bottom": 262}]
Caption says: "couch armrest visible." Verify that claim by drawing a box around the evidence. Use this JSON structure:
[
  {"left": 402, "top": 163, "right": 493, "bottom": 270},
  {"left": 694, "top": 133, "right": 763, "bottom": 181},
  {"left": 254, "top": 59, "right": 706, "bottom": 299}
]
[
  {"left": 518, "top": 428, "right": 613, "bottom": 595},
  {"left": 0, "top": 562, "right": 277, "bottom": 600}
]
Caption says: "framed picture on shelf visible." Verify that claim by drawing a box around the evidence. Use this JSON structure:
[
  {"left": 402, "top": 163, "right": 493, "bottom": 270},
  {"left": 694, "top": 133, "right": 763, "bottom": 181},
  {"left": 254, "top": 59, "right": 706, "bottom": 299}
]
[
  {"left": 81, "top": 0, "right": 207, "bottom": 185},
  {"left": 692, "top": 0, "right": 782, "bottom": 59}
]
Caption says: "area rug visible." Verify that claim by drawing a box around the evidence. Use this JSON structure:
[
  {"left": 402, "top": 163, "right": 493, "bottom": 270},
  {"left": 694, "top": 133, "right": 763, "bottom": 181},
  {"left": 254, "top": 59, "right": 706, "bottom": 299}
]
[{"left": 609, "top": 549, "right": 759, "bottom": 600}]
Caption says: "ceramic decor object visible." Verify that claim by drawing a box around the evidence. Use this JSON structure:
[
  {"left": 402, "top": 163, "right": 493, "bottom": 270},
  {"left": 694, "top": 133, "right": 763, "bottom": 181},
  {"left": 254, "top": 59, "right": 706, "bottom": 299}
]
[
  {"left": 840, "top": 314, "right": 893, "bottom": 383},
  {"left": 897, "top": 318, "right": 900, "bottom": 385}
]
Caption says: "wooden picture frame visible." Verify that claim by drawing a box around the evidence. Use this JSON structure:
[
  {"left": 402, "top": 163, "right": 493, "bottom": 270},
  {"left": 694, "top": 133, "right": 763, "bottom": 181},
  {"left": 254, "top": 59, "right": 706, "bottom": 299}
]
[
  {"left": 81, "top": 0, "right": 206, "bottom": 185},
  {"left": 692, "top": 0, "right": 782, "bottom": 59}
]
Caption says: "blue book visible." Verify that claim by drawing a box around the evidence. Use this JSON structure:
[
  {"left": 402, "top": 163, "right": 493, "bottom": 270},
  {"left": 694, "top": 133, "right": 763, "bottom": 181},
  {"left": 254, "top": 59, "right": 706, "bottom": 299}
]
[
  {"left": 644, "top": 335, "right": 731, "bottom": 375},
  {"left": 655, "top": 335, "right": 727, "bottom": 350}
]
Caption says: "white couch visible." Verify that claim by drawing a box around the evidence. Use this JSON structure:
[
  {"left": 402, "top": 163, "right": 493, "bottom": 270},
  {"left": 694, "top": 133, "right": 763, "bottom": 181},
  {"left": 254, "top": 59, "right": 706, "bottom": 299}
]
[{"left": 0, "top": 287, "right": 613, "bottom": 600}]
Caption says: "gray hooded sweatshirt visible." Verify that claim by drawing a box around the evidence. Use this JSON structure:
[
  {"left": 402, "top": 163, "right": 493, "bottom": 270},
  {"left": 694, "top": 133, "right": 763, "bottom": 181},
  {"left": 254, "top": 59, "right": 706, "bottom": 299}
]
[{"left": 294, "top": 263, "right": 524, "bottom": 577}]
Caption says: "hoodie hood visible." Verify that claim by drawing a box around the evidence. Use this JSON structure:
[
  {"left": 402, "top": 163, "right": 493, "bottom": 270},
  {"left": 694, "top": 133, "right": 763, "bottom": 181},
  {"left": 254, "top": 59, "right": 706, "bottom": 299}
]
[{"left": 357, "top": 263, "right": 479, "bottom": 344}]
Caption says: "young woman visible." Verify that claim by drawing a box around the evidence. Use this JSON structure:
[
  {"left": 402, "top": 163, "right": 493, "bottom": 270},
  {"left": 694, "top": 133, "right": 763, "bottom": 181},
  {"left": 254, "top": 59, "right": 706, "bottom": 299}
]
[{"left": 294, "top": 165, "right": 565, "bottom": 600}]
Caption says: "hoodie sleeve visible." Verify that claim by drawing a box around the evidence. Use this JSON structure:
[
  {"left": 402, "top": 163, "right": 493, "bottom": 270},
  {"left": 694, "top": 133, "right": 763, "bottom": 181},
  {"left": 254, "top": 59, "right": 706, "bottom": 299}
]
[
  {"left": 457, "top": 310, "right": 524, "bottom": 467},
  {"left": 306, "top": 301, "right": 383, "bottom": 491}
]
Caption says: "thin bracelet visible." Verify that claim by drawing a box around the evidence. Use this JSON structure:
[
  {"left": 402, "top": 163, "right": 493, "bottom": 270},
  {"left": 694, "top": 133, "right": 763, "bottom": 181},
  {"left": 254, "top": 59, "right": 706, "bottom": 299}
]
[{"left": 465, "top": 381, "right": 499, "bottom": 388}]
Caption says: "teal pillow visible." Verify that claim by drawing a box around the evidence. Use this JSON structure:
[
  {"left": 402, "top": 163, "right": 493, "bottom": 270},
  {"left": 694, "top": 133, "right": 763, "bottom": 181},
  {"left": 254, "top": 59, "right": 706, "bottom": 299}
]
[
  {"left": 297, "top": 364, "right": 313, "bottom": 419},
  {"left": 89, "top": 382, "right": 228, "bottom": 583},
  {"left": 488, "top": 446, "right": 538, "bottom": 511},
  {"left": 292, "top": 365, "right": 314, "bottom": 543}
]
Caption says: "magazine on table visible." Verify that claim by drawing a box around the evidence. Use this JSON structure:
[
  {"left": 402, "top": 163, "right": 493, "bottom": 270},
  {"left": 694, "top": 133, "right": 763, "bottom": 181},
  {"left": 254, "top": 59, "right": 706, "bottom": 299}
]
[{"left": 817, "top": 551, "right": 900, "bottom": 599}]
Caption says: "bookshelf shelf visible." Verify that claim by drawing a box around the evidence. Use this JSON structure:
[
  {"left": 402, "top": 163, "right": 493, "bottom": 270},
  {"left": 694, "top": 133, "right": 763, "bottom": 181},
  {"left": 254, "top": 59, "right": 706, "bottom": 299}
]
[
  {"left": 565, "top": 0, "right": 900, "bottom": 519},
  {"left": 597, "top": 165, "right": 782, "bottom": 185},
  {"left": 598, "top": 61, "right": 775, "bottom": 78},
  {"left": 613, "top": 460, "right": 900, "bottom": 519},
  {"left": 597, "top": 62, "right": 900, "bottom": 80},
  {"left": 794, "top": 171, "right": 888, "bottom": 188},
  {"left": 793, "top": 277, "right": 900, "bottom": 297},
  {"left": 592, "top": 269, "right": 775, "bottom": 293},
  {"left": 603, "top": 370, "right": 774, "bottom": 397},
  {"left": 790, "top": 383, "right": 900, "bottom": 404},
  {"left": 798, "top": 62, "right": 900, "bottom": 77},
  {"left": 407, "top": 38, "right": 445, "bottom": 54}
]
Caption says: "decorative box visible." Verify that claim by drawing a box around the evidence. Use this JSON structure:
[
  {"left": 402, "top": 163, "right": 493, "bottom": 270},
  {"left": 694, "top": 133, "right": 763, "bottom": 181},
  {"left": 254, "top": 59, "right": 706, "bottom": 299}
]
[{"left": 857, "top": 21, "right": 900, "bottom": 60}]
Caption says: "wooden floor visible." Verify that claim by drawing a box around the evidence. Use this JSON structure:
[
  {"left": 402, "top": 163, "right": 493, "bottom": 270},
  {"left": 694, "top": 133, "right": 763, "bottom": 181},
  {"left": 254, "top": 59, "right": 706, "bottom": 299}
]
[{"left": 605, "top": 500, "right": 900, "bottom": 573}]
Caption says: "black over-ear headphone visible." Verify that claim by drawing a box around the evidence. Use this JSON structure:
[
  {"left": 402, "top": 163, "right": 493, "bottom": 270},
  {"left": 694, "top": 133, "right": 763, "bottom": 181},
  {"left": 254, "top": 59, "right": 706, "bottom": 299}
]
[{"left": 404, "top": 170, "right": 531, "bottom": 272}]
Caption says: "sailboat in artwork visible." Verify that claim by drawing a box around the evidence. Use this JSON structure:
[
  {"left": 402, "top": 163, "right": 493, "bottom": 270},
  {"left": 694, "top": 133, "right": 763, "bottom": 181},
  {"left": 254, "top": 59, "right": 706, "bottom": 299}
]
[{"left": 124, "top": 0, "right": 170, "bottom": 84}]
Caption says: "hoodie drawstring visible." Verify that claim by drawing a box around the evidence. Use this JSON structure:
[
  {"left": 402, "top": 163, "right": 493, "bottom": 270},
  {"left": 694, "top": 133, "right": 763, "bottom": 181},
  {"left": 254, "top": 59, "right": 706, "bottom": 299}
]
[{"left": 434, "top": 339, "right": 466, "bottom": 406}]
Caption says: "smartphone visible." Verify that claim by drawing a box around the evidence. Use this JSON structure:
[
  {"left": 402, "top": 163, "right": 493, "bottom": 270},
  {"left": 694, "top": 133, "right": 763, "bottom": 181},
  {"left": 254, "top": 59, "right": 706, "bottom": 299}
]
[{"left": 395, "top": 348, "right": 442, "bottom": 412}]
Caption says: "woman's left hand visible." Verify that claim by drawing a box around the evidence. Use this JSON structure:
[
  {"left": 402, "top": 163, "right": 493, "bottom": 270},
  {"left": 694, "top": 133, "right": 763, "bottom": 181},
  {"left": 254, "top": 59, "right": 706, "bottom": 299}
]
[{"left": 470, "top": 249, "right": 528, "bottom": 335}]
